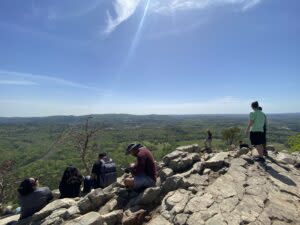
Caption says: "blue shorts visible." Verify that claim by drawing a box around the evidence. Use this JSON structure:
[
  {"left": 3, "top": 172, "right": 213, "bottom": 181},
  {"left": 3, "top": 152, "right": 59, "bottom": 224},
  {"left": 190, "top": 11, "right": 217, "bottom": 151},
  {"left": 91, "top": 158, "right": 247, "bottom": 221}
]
[{"left": 133, "top": 175, "right": 155, "bottom": 190}]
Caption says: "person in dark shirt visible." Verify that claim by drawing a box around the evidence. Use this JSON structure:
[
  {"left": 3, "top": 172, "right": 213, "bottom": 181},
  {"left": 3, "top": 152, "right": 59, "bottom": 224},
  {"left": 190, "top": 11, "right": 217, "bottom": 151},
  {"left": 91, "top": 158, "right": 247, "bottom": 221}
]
[
  {"left": 124, "top": 143, "right": 157, "bottom": 191},
  {"left": 18, "top": 178, "right": 53, "bottom": 220},
  {"left": 89, "top": 152, "right": 116, "bottom": 190},
  {"left": 59, "top": 166, "right": 83, "bottom": 198},
  {"left": 205, "top": 130, "right": 213, "bottom": 149}
]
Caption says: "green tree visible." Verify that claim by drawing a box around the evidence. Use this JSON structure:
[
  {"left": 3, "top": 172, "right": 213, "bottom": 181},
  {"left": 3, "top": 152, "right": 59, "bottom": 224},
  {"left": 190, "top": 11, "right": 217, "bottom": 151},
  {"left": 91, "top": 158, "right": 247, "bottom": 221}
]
[
  {"left": 221, "top": 127, "right": 242, "bottom": 146},
  {"left": 288, "top": 134, "right": 300, "bottom": 152}
]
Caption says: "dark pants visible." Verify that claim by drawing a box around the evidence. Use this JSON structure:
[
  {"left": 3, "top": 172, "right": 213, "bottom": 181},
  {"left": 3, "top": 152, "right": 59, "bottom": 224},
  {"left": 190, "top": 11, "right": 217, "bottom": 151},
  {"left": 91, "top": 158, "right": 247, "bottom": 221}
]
[{"left": 83, "top": 176, "right": 93, "bottom": 193}]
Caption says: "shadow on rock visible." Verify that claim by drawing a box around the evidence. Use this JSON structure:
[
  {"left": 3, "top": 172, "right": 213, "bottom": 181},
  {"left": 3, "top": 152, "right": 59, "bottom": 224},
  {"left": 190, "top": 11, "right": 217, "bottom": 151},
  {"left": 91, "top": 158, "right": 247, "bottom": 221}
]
[{"left": 265, "top": 165, "right": 297, "bottom": 187}]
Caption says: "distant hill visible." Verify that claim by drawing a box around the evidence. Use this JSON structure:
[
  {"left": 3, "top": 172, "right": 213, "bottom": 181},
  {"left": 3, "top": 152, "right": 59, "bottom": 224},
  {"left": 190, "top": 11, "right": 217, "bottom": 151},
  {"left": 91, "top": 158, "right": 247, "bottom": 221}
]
[{"left": 0, "top": 113, "right": 299, "bottom": 125}]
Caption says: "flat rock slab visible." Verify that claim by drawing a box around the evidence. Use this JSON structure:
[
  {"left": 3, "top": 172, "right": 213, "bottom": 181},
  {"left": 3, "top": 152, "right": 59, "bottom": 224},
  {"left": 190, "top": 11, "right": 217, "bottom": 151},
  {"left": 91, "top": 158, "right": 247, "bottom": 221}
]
[
  {"left": 63, "top": 211, "right": 103, "bottom": 225},
  {"left": 0, "top": 214, "right": 20, "bottom": 225}
]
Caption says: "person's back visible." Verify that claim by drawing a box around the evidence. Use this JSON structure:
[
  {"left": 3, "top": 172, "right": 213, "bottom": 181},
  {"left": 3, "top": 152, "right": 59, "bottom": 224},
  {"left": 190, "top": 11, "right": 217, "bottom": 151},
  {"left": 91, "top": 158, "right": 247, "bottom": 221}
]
[
  {"left": 132, "top": 147, "right": 157, "bottom": 182},
  {"left": 92, "top": 155, "right": 117, "bottom": 189},
  {"left": 59, "top": 166, "right": 83, "bottom": 198},
  {"left": 19, "top": 186, "right": 53, "bottom": 219},
  {"left": 250, "top": 110, "right": 266, "bottom": 132},
  {"left": 59, "top": 178, "right": 82, "bottom": 198}
]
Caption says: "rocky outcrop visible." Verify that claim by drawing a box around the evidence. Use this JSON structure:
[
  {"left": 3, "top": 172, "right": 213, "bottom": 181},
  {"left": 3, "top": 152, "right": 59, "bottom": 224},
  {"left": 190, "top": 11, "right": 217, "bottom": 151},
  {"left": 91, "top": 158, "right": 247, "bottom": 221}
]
[{"left": 1, "top": 145, "right": 300, "bottom": 225}]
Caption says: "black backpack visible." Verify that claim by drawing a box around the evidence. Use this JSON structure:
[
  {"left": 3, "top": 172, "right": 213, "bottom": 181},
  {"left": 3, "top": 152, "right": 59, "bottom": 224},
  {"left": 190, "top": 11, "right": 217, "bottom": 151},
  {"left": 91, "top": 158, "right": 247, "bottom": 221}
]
[{"left": 98, "top": 158, "right": 117, "bottom": 188}]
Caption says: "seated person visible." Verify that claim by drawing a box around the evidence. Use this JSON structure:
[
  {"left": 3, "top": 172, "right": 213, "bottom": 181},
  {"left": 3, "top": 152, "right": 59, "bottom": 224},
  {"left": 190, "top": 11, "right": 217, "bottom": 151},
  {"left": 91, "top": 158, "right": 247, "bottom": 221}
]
[
  {"left": 124, "top": 143, "right": 157, "bottom": 191},
  {"left": 18, "top": 178, "right": 53, "bottom": 220},
  {"left": 59, "top": 166, "right": 83, "bottom": 198},
  {"left": 83, "top": 152, "right": 117, "bottom": 193}
]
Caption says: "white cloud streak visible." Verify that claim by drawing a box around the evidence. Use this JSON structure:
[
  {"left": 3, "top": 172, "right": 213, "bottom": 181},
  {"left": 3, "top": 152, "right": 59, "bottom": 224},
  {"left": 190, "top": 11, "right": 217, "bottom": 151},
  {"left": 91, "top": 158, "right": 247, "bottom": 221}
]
[
  {"left": 0, "top": 70, "right": 100, "bottom": 91},
  {"left": 104, "top": 0, "right": 263, "bottom": 34},
  {"left": 150, "top": 0, "right": 263, "bottom": 14},
  {"left": 0, "top": 80, "right": 39, "bottom": 86},
  {"left": 105, "top": 0, "right": 141, "bottom": 34}
]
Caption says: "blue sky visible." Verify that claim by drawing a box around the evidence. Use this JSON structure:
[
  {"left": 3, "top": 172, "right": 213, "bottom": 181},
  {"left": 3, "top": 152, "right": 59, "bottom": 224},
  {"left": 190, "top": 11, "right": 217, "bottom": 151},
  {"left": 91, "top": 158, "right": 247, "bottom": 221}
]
[{"left": 0, "top": 0, "right": 299, "bottom": 116}]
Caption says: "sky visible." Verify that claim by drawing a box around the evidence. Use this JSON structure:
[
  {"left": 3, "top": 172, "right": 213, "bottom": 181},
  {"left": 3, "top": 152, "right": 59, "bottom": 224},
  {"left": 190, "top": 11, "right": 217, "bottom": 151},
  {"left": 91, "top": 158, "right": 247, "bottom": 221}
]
[{"left": 0, "top": 0, "right": 299, "bottom": 117}]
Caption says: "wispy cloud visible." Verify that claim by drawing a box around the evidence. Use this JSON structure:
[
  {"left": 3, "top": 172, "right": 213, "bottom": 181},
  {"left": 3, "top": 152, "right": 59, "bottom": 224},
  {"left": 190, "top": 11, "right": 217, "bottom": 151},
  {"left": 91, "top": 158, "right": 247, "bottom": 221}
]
[
  {"left": 104, "top": 0, "right": 263, "bottom": 34},
  {"left": 150, "top": 0, "right": 263, "bottom": 14},
  {"left": 104, "top": 0, "right": 141, "bottom": 34},
  {"left": 0, "top": 70, "right": 100, "bottom": 91},
  {"left": 0, "top": 80, "right": 39, "bottom": 86}
]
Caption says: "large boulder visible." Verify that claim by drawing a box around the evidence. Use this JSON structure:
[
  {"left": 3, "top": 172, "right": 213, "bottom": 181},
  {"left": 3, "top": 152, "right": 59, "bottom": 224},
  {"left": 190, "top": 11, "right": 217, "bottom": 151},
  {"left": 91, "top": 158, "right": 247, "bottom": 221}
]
[
  {"left": 207, "top": 152, "right": 230, "bottom": 162},
  {"left": 234, "top": 147, "right": 250, "bottom": 158},
  {"left": 162, "top": 174, "right": 185, "bottom": 193},
  {"left": 0, "top": 214, "right": 20, "bottom": 225},
  {"left": 137, "top": 187, "right": 161, "bottom": 205},
  {"left": 77, "top": 189, "right": 114, "bottom": 213},
  {"left": 77, "top": 196, "right": 93, "bottom": 214},
  {"left": 32, "top": 198, "right": 76, "bottom": 221},
  {"left": 161, "top": 189, "right": 192, "bottom": 221},
  {"left": 163, "top": 150, "right": 200, "bottom": 173},
  {"left": 176, "top": 144, "right": 200, "bottom": 153},
  {"left": 146, "top": 215, "right": 172, "bottom": 225},
  {"left": 42, "top": 208, "right": 67, "bottom": 224},
  {"left": 63, "top": 211, "right": 103, "bottom": 225},
  {"left": 62, "top": 205, "right": 80, "bottom": 220},
  {"left": 100, "top": 210, "right": 123, "bottom": 225},
  {"left": 276, "top": 152, "right": 296, "bottom": 165},
  {"left": 98, "top": 198, "right": 118, "bottom": 215},
  {"left": 122, "top": 208, "right": 146, "bottom": 225},
  {"left": 159, "top": 168, "right": 174, "bottom": 182}
]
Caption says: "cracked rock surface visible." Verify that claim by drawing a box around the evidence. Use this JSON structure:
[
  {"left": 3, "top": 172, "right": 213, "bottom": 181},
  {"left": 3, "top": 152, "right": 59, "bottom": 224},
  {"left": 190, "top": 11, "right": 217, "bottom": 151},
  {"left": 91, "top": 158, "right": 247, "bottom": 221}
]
[{"left": 1, "top": 144, "right": 299, "bottom": 225}]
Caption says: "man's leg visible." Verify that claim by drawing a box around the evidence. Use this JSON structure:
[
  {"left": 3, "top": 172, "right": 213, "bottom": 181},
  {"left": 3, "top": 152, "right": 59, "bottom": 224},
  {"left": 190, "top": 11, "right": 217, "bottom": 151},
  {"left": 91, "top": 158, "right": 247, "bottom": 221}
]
[
  {"left": 256, "top": 144, "right": 265, "bottom": 161},
  {"left": 83, "top": 176, "right": 93, "bottom": 193},
  {"left": 263, "top": 132, "right": 268, "bottom": 156}
]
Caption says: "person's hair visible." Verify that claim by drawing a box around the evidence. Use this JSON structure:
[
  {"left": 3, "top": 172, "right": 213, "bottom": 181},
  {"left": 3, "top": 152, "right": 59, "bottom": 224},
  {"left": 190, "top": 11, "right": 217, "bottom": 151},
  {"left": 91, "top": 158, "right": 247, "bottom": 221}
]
[
  {"left": 251, "top": 101, "right": 259, "bottom": 109},
  {"left": 18, "top": 178, "right": 35, "bottom": 196},
  {"left": 98, "top": 152, "right": 107, "bottom": 158},
  {"left": 60, "top": 166, "right": 83, "bottom": 185},
  {"left": 258, "top": 106, "right": 262, "bottom": 111}
]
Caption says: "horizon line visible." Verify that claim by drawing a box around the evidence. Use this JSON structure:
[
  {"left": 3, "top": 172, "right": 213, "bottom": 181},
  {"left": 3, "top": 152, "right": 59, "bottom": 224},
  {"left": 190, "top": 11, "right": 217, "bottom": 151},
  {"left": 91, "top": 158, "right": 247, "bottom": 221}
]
[{"left": 1, "top": 112, "right": 300, "bottom": 119}]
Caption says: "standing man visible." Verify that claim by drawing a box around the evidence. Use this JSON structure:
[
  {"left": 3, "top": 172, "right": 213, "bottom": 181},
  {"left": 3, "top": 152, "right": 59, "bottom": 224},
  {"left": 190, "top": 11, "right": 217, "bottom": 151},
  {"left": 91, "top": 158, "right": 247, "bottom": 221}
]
[
  {"left": 258, "top": 106, "right": 268, "bottom": 156},
  {"left": 246, "top": 101, "right": 266, "bottom": 162},
  {"left": 124, "top": 143, "right": 157, "bottom": 191}
]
